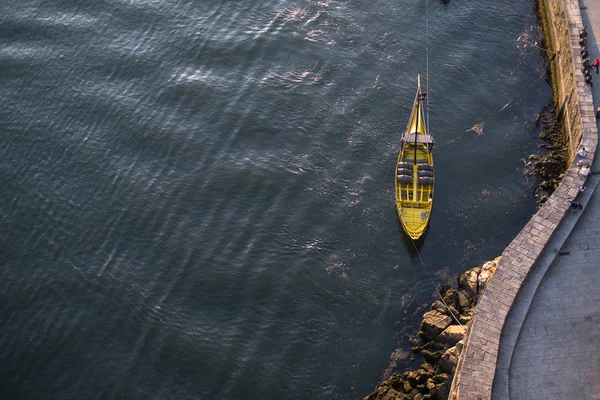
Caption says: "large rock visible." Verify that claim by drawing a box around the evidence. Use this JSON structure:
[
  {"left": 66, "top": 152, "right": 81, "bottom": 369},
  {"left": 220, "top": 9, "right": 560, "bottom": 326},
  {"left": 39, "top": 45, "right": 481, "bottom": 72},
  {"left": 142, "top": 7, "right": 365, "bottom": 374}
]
[
  {"left": 458, "top": 267, "right": 480, "bottom": 299},
  {"left": 442, "top": 288, "right": 459, "bottom": 309},
  {"left": 478, "top": 268, "right": 494, "bottom": 296},
  {"left": 422, "top": 339, "right": 446, "bottom": 353},
  {"left": 419, "top": 310, "right": 453, "bottom": 341},
  {"left": 438, "top": 346, "right": 460, "bottom": 373},
  {"left": 430, "top": 300, "right": 447, "bottom": 314},
  {"left": 432, "top": 373, "right": 450, "bottom": 383},
  {"left": 431, "top": 300, "right": 460, "bottom": 320},
  {"left": 481, "top": 258, "right": 499, "bottom": 272},
  {"left": 387, "top": 373, "right": 404, "bottom": 390},
  {"left": 447, "top": 305, "right": 460, "bottom": 321},
  {"left": 381, "top": 390, "right": 399, "bottom": 400},
  {"left": 407, "top": 369, "right": 431, "bottom": 385},
  {"left": 457, "top": 290, "right": 472, "bottom": 310},
  {"left": 434, "top": 383, "right": 449, "bottom": 400},
  {"left": 420, "top": 362, "right": 435, "bottom": 375},
  {"left": 455, "top": 339, "right": 464, "bottom": 354},
  {"left": 434, "top": 325, "right": 467, "bottom": 348},
  {"left": 426, "top": 378, "right": 437, "bottom": 393},
  {"left": 421, "top": 349, "right": 444, "bottom": 363}
]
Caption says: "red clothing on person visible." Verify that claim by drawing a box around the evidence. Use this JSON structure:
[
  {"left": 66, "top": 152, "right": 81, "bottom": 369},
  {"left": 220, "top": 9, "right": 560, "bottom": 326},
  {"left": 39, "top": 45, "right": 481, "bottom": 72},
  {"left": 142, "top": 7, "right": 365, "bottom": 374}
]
[{"left": 594, "top": 58, "right": 600, "bottom": 67}]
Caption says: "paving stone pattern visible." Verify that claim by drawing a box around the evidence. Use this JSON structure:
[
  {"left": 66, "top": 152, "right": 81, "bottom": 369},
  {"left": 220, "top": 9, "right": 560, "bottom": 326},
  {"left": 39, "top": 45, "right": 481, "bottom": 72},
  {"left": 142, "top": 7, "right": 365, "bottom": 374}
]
[
  {"left": 508, "top": 183, "right": 600, "bottom": 400},
  {"left": 449, "top": 0, "right": 599, "bottom": 399}
]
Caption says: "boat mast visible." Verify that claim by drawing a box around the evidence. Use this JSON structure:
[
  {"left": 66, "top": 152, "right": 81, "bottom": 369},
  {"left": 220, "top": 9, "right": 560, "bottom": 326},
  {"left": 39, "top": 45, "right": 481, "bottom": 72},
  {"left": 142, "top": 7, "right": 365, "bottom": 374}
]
[{"left": 413, "top": 80, "right": 420, "bottom": 165}]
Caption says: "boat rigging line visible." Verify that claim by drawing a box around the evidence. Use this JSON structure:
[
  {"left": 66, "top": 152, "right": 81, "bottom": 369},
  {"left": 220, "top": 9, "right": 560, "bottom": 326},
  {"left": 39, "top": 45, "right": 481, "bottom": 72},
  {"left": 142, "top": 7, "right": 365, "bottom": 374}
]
[
  {"left": 425, "top": 0, "right": 430, "bottom": 136},
  {"left": 409, "top": 239, "right": 464, "bottom": 326}
]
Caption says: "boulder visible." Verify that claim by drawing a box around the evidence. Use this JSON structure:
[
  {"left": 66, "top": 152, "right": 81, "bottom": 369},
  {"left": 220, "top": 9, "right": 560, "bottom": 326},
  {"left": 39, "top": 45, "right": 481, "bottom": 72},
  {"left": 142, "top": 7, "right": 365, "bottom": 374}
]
[
  {"left": 407, "top": 369, "right": 430, "bottom": 385},
  {"left": 431, "top": 300, "right": 460, "bottom": 320},
  {"left": 437, "top": 357, "right": 453, "bottom": 373},
  {"left": 478, "top": 268, "right": 494, "bottom": 296},
  {"left": 481, "top": 258, "right": 499, "bottom": 272},
  {"left": 447, "top": 305, "right": 460, "bottom": 320},
  {"left": 438, "top": 346, "right": 460, "bottom": 373},
  {"left": 458, "top": 267, "right": 480, "bottom": 299},
  {"left": 363, "top": 385, "right": 394, "bottom": 400},
  {"left": 457, "top": 290, "right": 472, "bottom": 310},
  {"left": 420, "top": 362, "right": 435, "bottom": 375},
  {"left": 419, "top": 310, "right": 453, "bottom": 341},
  {"left": 434, "top": 383, "right": 449, "bottom": 400},
  {"left": 420, "top": 349, "right": 444, "bottom": 363},
  {"left": 422, "top": 338, "right": 447, "bottom": 352},
  {"left": 414, "top": 394, "right": 425, "bottom": 400},
  {"left": 434, "top": 325, "right": 467, "bottom": 348},
  {"left": 387, "top": 373, "right": 403, "bottom": 390},
  {"left": 430, "top": 300, "right": 447, "bottom": 314},
  {"left": 432, "top": 373, "right": 450, "bottom": 384},
  {"left": 426, "top": 378, "right": 436, "bottom": 393},
  {"left": 381, "top": 390, "right": 399, "bottom": 400},
  {"left": 455, "top": 339, "right": 464, "bottom": 354},
  {"left": 403, "top": 380, "right": 412, "bottom": 394},
  {"left": 417, "top": 368, "right": 433, "bottom": 383},
  {"left": 442, "top": 288, "right": 459, "bottom": 309}
]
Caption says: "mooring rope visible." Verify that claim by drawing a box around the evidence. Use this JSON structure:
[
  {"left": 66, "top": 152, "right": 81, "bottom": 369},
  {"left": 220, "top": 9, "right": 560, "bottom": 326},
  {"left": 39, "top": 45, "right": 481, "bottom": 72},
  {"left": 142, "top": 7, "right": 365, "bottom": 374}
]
[{"left": 409, "top": 239, "right": 464, "bottom": 326}]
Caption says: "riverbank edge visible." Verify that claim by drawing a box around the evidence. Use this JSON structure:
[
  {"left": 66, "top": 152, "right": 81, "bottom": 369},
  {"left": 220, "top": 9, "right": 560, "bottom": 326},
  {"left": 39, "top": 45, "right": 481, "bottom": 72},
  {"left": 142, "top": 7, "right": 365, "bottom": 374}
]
[
  {"left": 363, "top": 260, "right": 500, "bottom": 400},
  {"left": 449, "top": 1, "right": 598, "bottom": 399}
]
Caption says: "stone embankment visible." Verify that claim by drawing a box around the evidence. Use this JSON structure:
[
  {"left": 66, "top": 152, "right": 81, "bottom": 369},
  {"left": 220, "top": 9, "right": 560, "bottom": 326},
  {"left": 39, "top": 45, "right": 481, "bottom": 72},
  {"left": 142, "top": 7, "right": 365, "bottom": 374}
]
[
  {"left": 363, "top": 259, "right": 500, "bottom": 400},
  {"left": 448, "top": 0, "right": 598, "bottom": 399}
]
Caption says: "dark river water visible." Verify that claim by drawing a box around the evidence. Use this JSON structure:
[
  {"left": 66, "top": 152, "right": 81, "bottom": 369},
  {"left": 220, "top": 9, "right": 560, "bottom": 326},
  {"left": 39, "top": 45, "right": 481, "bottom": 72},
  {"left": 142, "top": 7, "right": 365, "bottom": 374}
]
[{"left": 0, "top": 0, "right": 550, "bottom": 399}]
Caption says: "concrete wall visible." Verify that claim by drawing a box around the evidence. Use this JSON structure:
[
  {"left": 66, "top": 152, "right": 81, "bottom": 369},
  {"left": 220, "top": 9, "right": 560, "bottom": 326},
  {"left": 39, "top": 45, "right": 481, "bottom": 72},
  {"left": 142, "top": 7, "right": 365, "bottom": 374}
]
[{"left": 448, "top": 1, "right": 598, "bottom": 399}]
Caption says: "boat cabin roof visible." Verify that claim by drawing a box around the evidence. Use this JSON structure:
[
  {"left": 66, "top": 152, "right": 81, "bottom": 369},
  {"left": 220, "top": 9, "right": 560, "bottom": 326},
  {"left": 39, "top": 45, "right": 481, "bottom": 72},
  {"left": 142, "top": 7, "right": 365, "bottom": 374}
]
[{"left": 402, "top": 132, "right": 434, "bottom": 144}]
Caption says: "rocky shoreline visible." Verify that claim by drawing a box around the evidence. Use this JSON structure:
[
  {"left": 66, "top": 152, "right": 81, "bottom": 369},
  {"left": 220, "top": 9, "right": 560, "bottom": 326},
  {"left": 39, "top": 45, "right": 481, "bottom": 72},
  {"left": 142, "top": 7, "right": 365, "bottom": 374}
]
[
  {"left": 529, "top": 103, "right": 568, "bottom": 203},
  {"left": 363, "top": 258, "right": 500, "bottom": 400}
]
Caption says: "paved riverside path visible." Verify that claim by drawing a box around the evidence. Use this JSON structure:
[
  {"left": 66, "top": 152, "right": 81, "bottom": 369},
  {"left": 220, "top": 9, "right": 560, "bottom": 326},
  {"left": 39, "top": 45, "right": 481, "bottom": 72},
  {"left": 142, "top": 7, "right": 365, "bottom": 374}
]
[{"left": 493, "top": 1, "right": 600, "bottom": 399}]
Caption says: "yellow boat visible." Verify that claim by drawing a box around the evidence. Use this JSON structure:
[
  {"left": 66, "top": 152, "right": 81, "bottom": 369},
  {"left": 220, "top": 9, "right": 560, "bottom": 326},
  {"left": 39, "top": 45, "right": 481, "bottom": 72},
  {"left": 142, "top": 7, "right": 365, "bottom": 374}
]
[{"left": 395, "top": 75, "right": 434, "bottom": 240}]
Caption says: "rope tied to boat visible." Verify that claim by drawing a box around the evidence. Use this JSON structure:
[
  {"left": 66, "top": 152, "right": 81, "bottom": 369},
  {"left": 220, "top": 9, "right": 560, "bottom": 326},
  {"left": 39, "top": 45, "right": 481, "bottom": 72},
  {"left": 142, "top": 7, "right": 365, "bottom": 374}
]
[{"left": 410, "top": 239, "right": 464, "bottom": 326}]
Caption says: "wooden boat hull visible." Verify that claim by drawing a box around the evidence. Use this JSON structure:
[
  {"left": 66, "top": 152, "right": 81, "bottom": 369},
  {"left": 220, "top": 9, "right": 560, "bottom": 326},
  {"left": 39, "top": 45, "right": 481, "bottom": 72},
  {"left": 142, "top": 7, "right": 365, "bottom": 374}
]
[{"left": 395, "top": 75, "right": 434, "bottom": 240}]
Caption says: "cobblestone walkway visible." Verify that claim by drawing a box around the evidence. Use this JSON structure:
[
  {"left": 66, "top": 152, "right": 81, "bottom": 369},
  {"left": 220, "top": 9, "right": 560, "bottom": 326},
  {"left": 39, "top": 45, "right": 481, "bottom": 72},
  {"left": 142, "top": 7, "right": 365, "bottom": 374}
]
[
  {"left": 497, "top": 1, "right": 600, "bottom": 399},
  {"left": 508, "top": 180, "right": 600, "bottom": 400}
]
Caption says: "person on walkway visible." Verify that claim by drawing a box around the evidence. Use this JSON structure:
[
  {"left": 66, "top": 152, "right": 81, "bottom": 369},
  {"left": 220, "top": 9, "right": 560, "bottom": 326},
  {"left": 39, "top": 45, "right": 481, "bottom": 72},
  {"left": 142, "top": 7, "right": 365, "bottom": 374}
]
[
  {"left": 594, "top": 58, "right": 600, "bottom": 73},
  {"left": 580, "top": 37, "right": 587, "bottom": 47},
  {"left": 580, "top": 25, "right": 588, "bottom": 39},
  {"left": 584, "top": 58, "right": 591, "bottom": 69},
  {"left": 582, "top": 48, "right": 589, "bottom": 59},
  {"left": 580, "top": 185, "right": 586, "bottom": 194},
  {"left": 577, "top": 147, "right": 587, "bottom": 158},
  {"left": 585, "top": 74, "right": 593, "bottom": 87},
  {"left": 570, "top": 200, "right": 583, "bottom": 210},
  {"left": 596, "top": 107, "right": 600, "bottom": 120},
  {"left": 579, "top": 164, "right": 592, "bottom": 177}
]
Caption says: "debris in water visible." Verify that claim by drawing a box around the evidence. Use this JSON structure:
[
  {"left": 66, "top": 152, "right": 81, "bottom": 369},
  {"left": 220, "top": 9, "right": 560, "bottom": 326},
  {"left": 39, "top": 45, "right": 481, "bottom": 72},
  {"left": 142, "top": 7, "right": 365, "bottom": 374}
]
[
  {"left": 467, "top": 123, "right": 484, "bottom": 136},
  {"left": 499, "top": 100, "right": 512, "bottom": 112}
]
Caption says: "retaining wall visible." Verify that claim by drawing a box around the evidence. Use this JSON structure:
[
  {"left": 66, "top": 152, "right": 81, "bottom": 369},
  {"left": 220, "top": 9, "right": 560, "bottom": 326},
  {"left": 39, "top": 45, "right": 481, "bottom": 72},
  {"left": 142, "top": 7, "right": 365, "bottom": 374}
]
[{"left": 448, "top": 1, "right": 598, "bottom": 399}]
